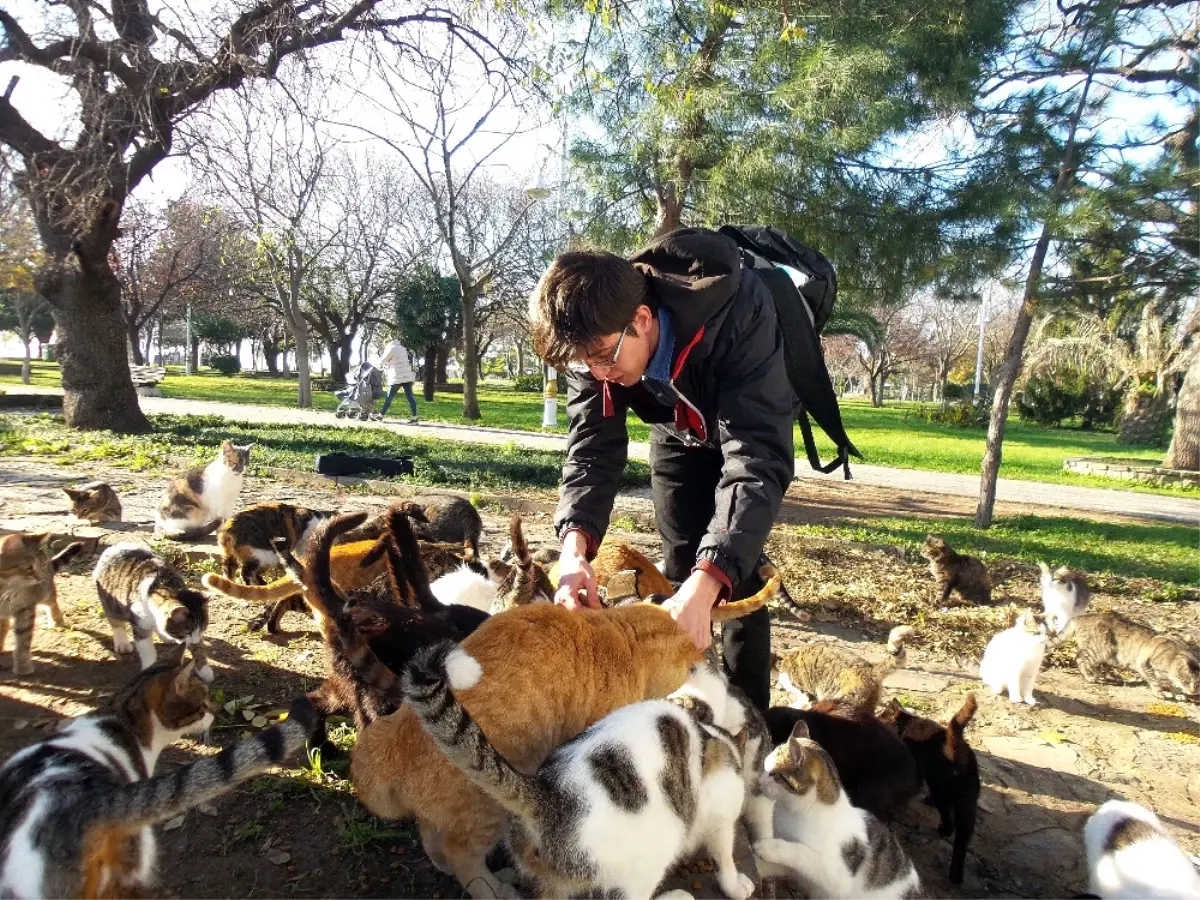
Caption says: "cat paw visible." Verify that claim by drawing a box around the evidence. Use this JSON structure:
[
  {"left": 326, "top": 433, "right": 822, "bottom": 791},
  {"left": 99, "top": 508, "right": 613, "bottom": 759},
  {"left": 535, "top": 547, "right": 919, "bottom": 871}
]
[
  {"left": 655, "top": 891, "right": 695, "bottom": 900},
  {"left": 195, "top": 664, "right": 215, "bottom": 684},
  {"left": 112, "top": 633, "right": 133, "bottom": 655},
  {"left": 753, "top": 839, "right": 790, "bottom": 865},
  {"left": 717, "top": 870, "right": 755, "bottom": 900},
  {"left": 1022, "top": 696, "right": 1038, "bottom": 706},
  {"left": 247, "top": 614, "right": 269, "bottom": 633}
]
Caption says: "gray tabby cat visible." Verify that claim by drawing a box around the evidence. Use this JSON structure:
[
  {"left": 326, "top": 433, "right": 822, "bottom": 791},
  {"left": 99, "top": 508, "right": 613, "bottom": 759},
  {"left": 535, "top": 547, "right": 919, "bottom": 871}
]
[
  {"left": 155, "top": 440, "right": 252, "bottom": 541},
  {"left": 1, "top": 533, "right": 84, "bottom": 676},
  {"left": 1060, "top": 611, "right": 1199, "bottom": 700},
  {"left": 404, "top": 641, "right": 757, "bottom": 900},
  {"left": 63, "top": 481, "right": 123, "bottom": 523},
  {"left": 0, "top": 646, "right": 316, "bottom": 899},
  {"left": 754, "top": 720, "right": 924, "bottom": 899},
  {"left": 93, "top": 543, "right": 213, "bottom": 682}
]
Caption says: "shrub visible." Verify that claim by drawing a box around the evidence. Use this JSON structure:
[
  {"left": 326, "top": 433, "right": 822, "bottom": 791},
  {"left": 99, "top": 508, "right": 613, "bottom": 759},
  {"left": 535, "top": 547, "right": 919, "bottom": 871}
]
[
  {"left": 1016, "top": 372, "right": 1121, "bottom": 430},
  {"left": 207, "top": 354, "right": 241, "bottom": 376},
  {"left": 906, "top": 401, "right": 988, "bottom": 429},
  {"left": 513, "top": 373, "right": 542, "bottom": 392},
  {"left": 942, "top": 381, "right": 971, "bottom": 401}
]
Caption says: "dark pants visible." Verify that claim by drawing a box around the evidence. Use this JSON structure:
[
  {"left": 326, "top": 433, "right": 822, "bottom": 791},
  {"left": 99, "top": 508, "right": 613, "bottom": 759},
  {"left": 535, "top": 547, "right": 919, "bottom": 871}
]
[
  {"left": 380, "top": 382, "right": 417, "bottom": 417},
  {"left": 650, "top": 435, "right": 773, "bottom": 712}
]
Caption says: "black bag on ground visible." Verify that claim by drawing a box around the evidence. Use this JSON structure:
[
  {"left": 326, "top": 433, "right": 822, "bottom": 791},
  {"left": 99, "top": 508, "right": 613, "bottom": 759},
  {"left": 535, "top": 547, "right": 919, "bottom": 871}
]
[
  {"left": 315, "top": 452, "right": 414, "bottom": 479},
  {"left": 718, "top": 224, "right": 861, "bottom": 479}
]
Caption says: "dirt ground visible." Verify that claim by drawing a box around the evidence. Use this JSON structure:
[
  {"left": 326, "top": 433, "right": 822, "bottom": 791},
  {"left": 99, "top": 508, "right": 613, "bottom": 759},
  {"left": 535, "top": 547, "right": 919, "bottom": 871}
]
[{"left": 1, "top": 458, "right": 1197, "bottom": 900}]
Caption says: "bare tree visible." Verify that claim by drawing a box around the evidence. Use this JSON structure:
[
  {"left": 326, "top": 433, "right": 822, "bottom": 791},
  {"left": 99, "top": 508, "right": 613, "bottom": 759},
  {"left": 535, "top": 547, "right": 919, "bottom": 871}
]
[
  {"left": 197, "top": 92, "right": 349, "bottom": 407},
  {"left": 345, "top": 27, "right": 542, "bottom": 418},
  {"left": 854, "top": 304, "right": 926, "bottom": 407},
  {"left": 913, "top": 293, "right": 982, "bottom": 402},
  {"left": 0, "top": 0, "right": 522, "bottom": 430},
  {"left": 0, "top": 173, "right": 50, "bottom": 382}
]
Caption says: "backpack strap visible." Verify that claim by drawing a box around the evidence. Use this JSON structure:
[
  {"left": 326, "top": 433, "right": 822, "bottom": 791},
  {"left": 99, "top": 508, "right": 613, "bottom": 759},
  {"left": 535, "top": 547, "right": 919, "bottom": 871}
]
[{"left": 798, "top": 410, "right": 852, "bottom": 479}]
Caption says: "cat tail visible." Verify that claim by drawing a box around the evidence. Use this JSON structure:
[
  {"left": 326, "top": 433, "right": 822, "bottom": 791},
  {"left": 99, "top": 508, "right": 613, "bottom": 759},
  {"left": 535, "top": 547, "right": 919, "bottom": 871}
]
[
  {"left": 106, "top": 697, "right": 317, "bottom": 828},
  {"left": 158, "top": 518, "right": 223, "bottom": 542},
  {"left": 404, "top": 640, "right": 545, "bottom": 818},
  {"left": 385, "top": 506, "right": 441, "bottom": 612},
  {"left": 872, "top": 625, "right": 916, "bottom": 679},
  {"left": 201, "top": 573, "right": 299, "bottom": 603},
  {"left": 50, "top": 541, "right": 86, "bottom": 572},
  {"left": 948, "top": 692, "right": 977, "bottom": 742},
  {"left": 711, "top": 565, "right": 783, "bottom": 622}
]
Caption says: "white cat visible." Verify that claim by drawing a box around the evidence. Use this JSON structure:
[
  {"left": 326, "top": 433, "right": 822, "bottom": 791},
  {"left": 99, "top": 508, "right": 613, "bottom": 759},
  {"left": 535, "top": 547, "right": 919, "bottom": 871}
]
[
  {"left": 753, "top": 720, "right": 923, "bottom": 899},
  {"left": 1084, "top": 800, "right": 1200, "bottom": 899},
  {"left": 979, "top": 611, "right": 1048, "bottom": 705},
  {"left": 1039, "top": 562, "right": 1091, "bottom": 635},
  {"left": 429, "top": 564, "right": 499, "bottom": 612}
]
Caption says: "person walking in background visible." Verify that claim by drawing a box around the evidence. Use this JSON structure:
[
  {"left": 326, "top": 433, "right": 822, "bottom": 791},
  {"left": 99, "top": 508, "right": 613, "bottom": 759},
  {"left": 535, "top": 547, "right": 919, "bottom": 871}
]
[{"left": 377, "top": 335, "right": 419, "bottom": 423}]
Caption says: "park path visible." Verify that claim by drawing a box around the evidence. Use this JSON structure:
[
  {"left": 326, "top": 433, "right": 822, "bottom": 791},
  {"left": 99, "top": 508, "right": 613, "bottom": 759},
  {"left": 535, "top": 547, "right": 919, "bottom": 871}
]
[{"left": 6, "top": 386, "right": 1199, "bottom": 525}]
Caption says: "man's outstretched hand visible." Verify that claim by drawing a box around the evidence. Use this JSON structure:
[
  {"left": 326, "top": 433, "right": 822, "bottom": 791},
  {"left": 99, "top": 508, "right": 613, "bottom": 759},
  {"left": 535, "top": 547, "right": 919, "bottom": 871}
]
[
  {"left": 554, "top": 531, "right": 600, "bottom": 610},
  {"left": 666, "top": 569, "right": 720, "bottom": 651}
]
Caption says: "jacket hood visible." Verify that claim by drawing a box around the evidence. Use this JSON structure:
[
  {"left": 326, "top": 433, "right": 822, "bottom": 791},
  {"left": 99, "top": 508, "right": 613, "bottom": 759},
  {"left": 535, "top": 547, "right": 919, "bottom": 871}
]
[{"left": 630, "top": 227, "right": 743, "bottom": 345}]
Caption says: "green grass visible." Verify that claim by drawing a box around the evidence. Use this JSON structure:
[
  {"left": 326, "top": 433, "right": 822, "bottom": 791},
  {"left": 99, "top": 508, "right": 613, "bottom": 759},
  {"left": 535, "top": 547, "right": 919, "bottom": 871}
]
[
  {"left": 1, "top": 358, "right": 1189, "bottom": 494},
  {"left": 0, "top": 412, "right": 651, "bottom": 494},
  {"left": 787, "top": 514, "right": 1199, "bottom": 587}
]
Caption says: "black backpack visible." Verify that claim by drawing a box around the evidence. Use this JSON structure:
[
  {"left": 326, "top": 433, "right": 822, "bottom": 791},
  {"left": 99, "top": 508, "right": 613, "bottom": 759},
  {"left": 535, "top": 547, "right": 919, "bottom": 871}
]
[{"left": 718, "top": 224, "right": 861, "bottom": 479}]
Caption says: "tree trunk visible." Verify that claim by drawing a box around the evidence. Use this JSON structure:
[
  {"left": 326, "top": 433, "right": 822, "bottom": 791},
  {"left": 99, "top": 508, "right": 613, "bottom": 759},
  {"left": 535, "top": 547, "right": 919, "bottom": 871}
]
[
  {"left": 262, "top": 335, "right": 281, "bottom": 375},
  {"left": 652, "top": 182, "right": 685, "bottom": 239},
  {"left": 1164, "top": 353, "right": 1200, "bottom": 471},
  {"left": 461, "top": 288, "right": 480, "bottom": 420},
  {"left": 21, "top": 335, "right": 31, "bottom": 385},
  {"left": 870, "top": 372, "right": 885, "bottom": 408},
  {"left": 975, "top": 69, "right": 1095, "bottom": 529},
  {"left": 516, "top": 339, "right": 526, "bottom": 376},
  {"left": 435, "top": 344, "right": 450, "bottom": 385},
  {"left": 293, "top": 328, "right": 312, "bottom": 408},
  {"left": 127, "top": 319, "right": 146, "bottom": 365},
  {"left": 336, "top": 336, "right": 353, "bottom": 384},
  {"left": 1118, "top": 388, "right": 1168, "bottom": 447},
  {"left": 39, "top": 252, "right": 150, "bottom": 432},
  {"left": 423, "top": 345, "right": 437, "bottom": 401}
]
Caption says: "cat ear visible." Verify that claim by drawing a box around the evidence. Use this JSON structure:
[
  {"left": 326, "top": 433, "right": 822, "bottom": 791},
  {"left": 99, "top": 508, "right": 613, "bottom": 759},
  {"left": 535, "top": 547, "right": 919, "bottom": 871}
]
[
  {"left": 788, "top": 720, "right": 810, "bottom": 743},
  {"left": 173, "top": 659, "right": 197, "bottom": 691},
  {"left": 1038, "top": 561, "right": 1051, "bottom": 581}
]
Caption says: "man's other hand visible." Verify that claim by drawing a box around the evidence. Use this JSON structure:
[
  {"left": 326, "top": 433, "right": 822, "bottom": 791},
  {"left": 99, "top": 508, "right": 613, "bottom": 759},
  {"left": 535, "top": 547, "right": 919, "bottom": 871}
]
[
  {"left": 666, "top": 570, "right": 720, "bottom": 650},
  {"left": 555, "top": 532, "right": 599, "bottom": 609}
]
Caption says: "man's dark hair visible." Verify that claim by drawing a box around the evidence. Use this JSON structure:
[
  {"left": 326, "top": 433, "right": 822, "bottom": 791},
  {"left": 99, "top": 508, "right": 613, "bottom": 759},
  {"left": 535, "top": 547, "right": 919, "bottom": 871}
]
[{"left": 528, "top": 249, "right": 649, "bottom": 368}]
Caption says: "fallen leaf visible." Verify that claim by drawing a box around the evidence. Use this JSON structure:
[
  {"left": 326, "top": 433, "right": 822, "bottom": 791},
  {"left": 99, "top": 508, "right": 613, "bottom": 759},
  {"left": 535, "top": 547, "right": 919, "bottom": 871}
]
[
  {"left": 163, "top": 814, "right": 186, "bottom": 831},
  {"left": 242, "top": 709, "right": 255, "bottom": 722},
  {"left": 252, "top": 715, "right": 267, "bottom": 728},
  {"left": 266, "top": 850, "right": 291, "bottom": 866}
]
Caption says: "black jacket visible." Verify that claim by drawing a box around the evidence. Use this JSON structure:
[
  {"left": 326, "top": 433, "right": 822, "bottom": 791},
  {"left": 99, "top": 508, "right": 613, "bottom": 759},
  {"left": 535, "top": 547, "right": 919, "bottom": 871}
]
[{"left": 554, "top": 227, "right": 795, "bottom": 587}]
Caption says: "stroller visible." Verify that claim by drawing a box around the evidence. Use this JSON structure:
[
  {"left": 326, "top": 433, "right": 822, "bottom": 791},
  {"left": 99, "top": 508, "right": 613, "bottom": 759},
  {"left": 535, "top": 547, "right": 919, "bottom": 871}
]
[{"left": 333, "top": 361, "right": 384, "bottom": 420}]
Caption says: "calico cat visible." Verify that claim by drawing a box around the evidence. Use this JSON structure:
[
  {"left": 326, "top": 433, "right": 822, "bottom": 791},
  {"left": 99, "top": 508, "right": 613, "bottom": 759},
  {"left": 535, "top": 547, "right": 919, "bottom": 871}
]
[
  {"left": 0, "top": 645, "right": 316, "bottom": 900},
  {"left": 217, "top": 502, "right": 332, "bottom": 584},
  {"left": 753, "top": 720, "right": 924, "bottom": 899},
  {"left": 63, "top": 481, "right": 122, "bottom": 523},
  {"left": 880, "top": 694, "right": 980, "bottom": 885},
  {"left": 272, "top": 510, "right": 490, "bottom": 756},
  {"left": 923, "top": 535, "right": 991, "bottom": 606},
  {"left": 1083, "top": 799, "right": 1200, "bottom": 899},
  {"left": 404, "top": 641, "right": 757, "bottom": 900},
  {"left": 1039, "top": 563, "right": 1091, "bottom": 635},
  {"left": 1, "top": 533, "right": 85, "bottom": 676},
  {"left": 764, "top": 700, "right": 921, "bottom": 820},
  {"left": 93, "top": 543, "right": 212, "bottom": 681},
  {"left": 774, "top": 625, "right": 915, "bottom": 712},
  {"left": 350, "top": 587, "right": 774, "bottom": 899},
  {"left": 1059, "top": 611, "right": 1199, "bottom": 700},
  {"left": 979, "top": 609, "right": 1048, "bottom": 704},
  {"left": 155, "top": 440, "right": 252, "bottom": 541}
]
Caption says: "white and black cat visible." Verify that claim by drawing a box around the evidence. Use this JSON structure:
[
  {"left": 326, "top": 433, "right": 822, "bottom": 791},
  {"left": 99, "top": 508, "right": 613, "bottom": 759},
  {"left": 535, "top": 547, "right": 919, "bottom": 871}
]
[
  {"left": 1083, "top": 799, "right": 1200, "bottom": 899},
  {"left": 155, "top": 440, "right": 252, "bottom": 541},
  {"left": 753, "top": 719, "right": 924, "bottom": 899},
  {"left": 979, "top": 609, "right": 1049, "bottom": 705},
  {"left": 404, "top": 642, "right": 757, "bottom": 900},
  {"left": 93, "top": 543, "right": 213, "bottom": 681},
  {"left": 0, "top": 647, "right": 316, "bottom": 899}
]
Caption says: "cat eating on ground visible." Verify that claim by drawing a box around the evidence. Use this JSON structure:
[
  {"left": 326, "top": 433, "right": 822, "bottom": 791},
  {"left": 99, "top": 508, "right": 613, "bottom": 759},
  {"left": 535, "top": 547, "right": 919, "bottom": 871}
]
[
  {"left": 216, "top": 502, "right": 333, "bottom": 584},
  {"left": 753, "top": 719, "right": 924, "bottom": 899},
  {"left": 773, "top": 625, "right": 915, "bottom": 712},
  {"left": 93, "top": 543, "right": 213, "bottom": 681},
  {"left": 1057, "top": 611, "right": 1199, "bottom": 701},
  {"left": 63, "top": 481, "right": 123, "bottom": 523},
  {"left": 979, "top": 608, "right": 1048, "bottom": 705},
  {"left": 155, "top": 440, "right": 252, "bottom": 541},
  {"left": 0, "top": 646, "right": 316, "bottom": 900}
]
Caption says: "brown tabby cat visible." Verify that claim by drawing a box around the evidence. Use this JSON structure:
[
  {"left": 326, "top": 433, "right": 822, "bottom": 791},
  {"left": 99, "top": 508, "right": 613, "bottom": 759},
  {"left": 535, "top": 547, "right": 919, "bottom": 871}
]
[
  {"left": 350, "top": 581, "right": 777, "bottom": 898},
  {"left": 1, "top": 534, "right": 85, "bottom": 676},
  {"left": 202, "top": 536, "right": 391, "bottom": 633},
  {"left": 1060, "top": 611, "right": 1199, "bottom": 699},
  {"left": 923, "top": 535, "right": 991, "bottom": 605},
  {"left": 774, "top": 625, "right": 916, "bottom": 713},
  {"left": 63, "top": 481, "right": 122, "bottom": 523},
  {"left": 342, "top": 497, "right": 483, "bottom": 556},
  {"left": 482, "top": 514, "right": 555, "bottom": 611},
  {"left": 217, "top": 502, "right": 332, "bottom": 584}
]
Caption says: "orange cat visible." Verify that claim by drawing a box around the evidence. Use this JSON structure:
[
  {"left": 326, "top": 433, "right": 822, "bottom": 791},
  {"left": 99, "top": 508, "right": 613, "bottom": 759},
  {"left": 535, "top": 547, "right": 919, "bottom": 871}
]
[
  {"left": 350, "top": 571, "right": 780, "bottom": 899},
  {"left": 547, "top": 536, "right": 674, "bottom": 600},
  {"left": 201, "top": 537, "right": 390, "bottom": 632}
]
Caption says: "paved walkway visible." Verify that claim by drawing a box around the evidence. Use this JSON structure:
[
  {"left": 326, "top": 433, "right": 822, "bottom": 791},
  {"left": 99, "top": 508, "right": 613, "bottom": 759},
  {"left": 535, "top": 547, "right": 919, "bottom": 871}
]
[{"left": 6, "top": 386, "right": 1199, "bottom": 524}]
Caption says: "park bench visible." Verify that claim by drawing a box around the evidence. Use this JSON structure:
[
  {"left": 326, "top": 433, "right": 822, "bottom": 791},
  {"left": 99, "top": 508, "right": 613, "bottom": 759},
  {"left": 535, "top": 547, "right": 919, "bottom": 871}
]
[{"left": 130, "top": 365, "right": 167, "bottom": 396}]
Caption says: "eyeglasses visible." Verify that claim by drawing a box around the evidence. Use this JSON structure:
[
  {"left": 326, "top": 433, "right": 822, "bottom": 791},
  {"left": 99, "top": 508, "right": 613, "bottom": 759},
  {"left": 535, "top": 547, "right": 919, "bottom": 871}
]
[{"left": 567, "top": 326, "right": 629, "bottom": 375}]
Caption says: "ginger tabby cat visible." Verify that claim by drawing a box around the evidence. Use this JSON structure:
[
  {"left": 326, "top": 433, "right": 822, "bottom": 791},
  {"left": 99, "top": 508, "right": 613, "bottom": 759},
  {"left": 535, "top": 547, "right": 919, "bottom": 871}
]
[
  {"left": 548, "top": 536, "right": 674, "bottom": 601},
  {"left": 350, "top": 572, "right": 780, "bottom": 899}
]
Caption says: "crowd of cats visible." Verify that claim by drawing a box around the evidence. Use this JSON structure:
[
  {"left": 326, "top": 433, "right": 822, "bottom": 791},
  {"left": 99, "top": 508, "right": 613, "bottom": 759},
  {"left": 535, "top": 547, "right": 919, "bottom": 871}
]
[{"left": 0, "top": 439, "right": 1197, "bottom": 899}]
